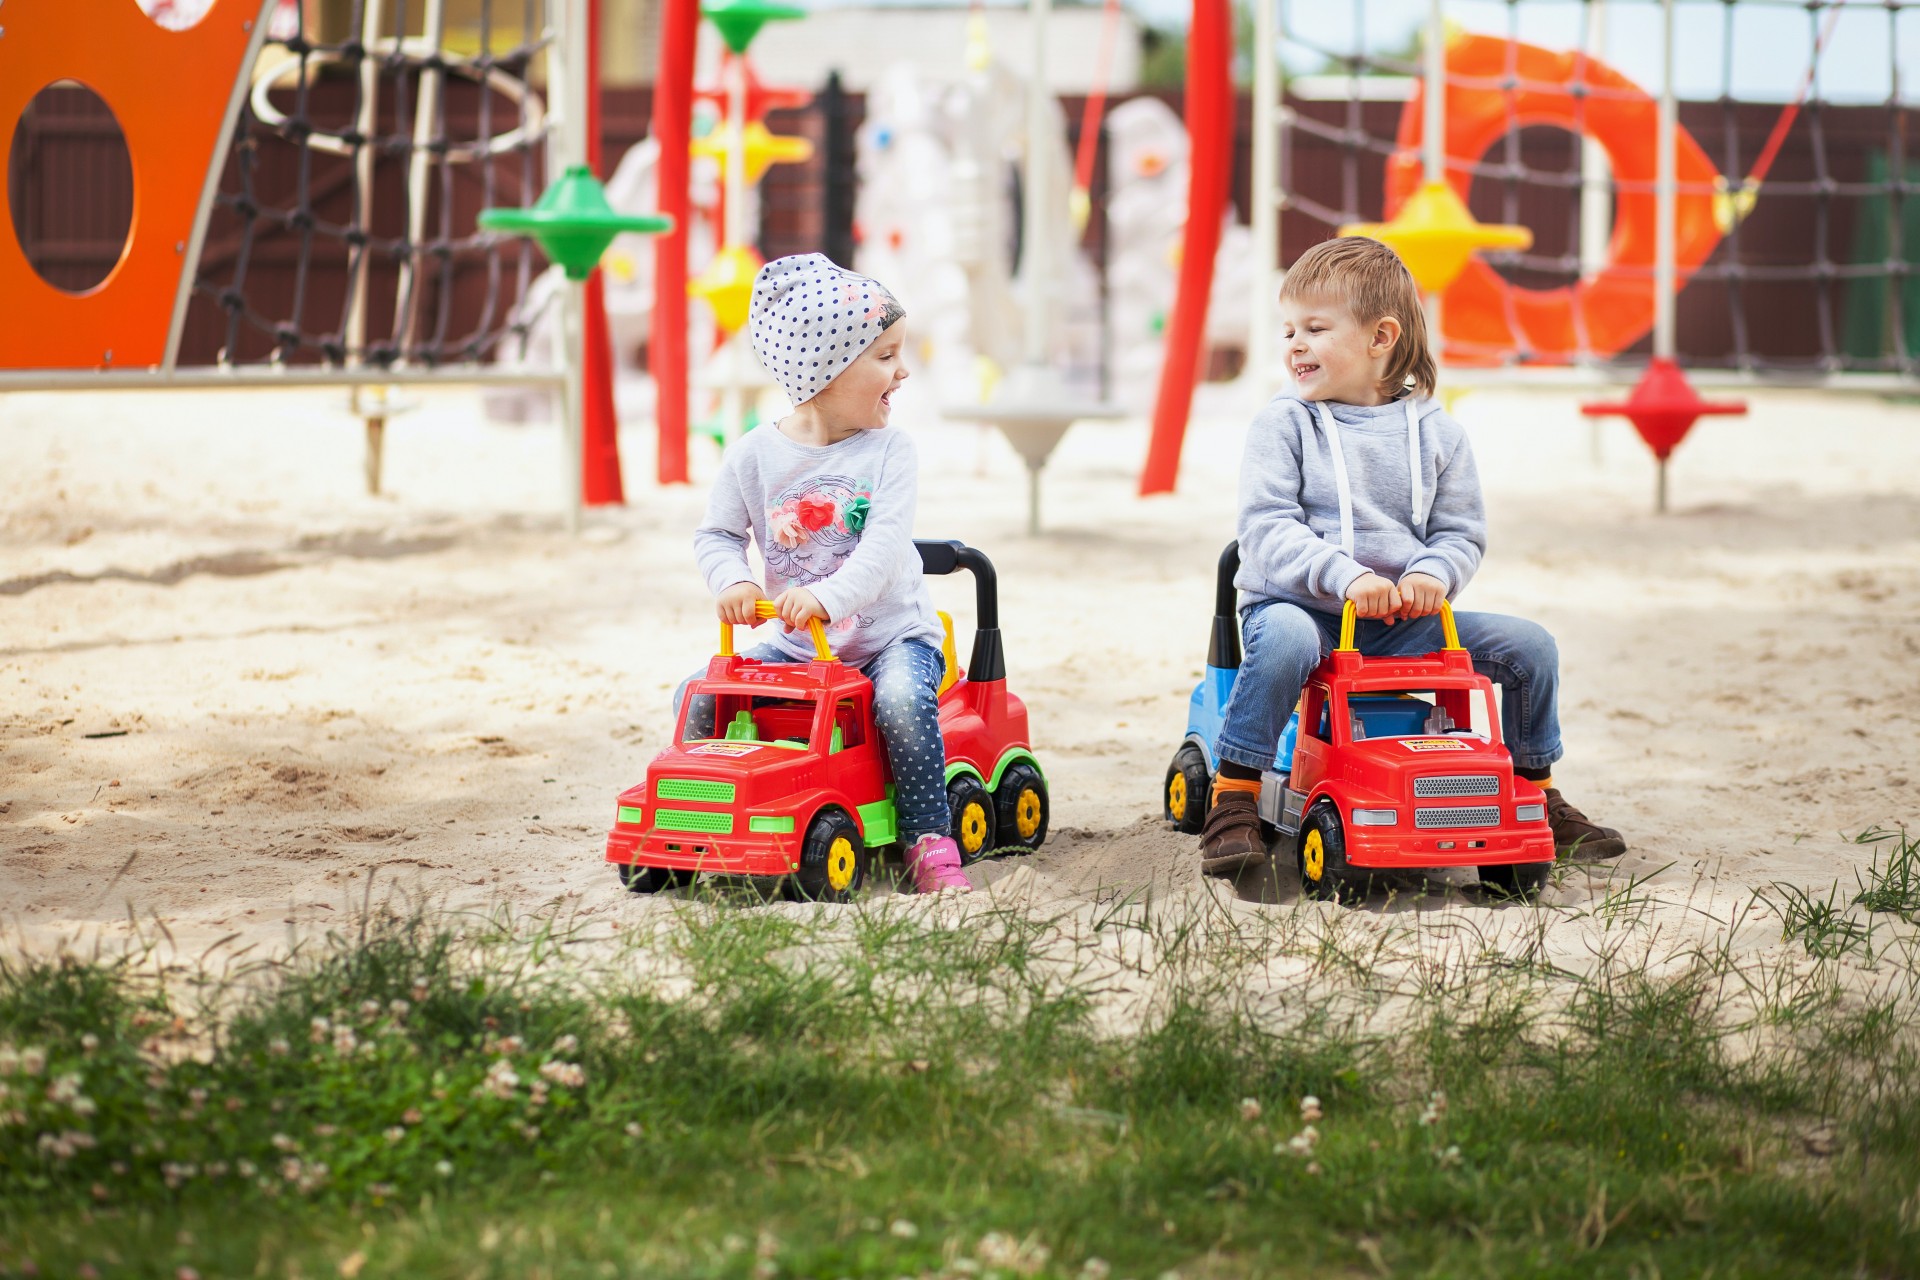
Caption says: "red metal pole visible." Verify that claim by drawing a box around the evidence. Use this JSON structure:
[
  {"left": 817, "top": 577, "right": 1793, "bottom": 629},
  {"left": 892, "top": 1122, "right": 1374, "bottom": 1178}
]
[
  {"left": 581, "top": 0, "right": 626, "bottom": 505},
  {"left": 651, "top": 0, "right": 699, "bottom": 485},
  {"left": 1138, "top": 0, "right": 1232, "bottom": 495}
]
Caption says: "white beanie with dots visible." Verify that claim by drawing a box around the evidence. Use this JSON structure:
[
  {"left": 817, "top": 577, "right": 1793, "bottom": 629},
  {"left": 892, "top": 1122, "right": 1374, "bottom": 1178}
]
[{"left": 747, "top": 253, "right": 904, "bottom": 408}]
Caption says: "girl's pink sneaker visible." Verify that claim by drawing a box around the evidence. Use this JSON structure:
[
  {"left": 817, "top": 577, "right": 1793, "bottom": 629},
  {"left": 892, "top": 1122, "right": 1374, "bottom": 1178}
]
[{"left": 903, "top": 833, "right": 972, "bottom": 893}]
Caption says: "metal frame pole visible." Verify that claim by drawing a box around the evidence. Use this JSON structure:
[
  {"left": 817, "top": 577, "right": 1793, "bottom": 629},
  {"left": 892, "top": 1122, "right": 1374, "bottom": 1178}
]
[
  {"left": 1422, "top": 0, "right": 1447, "bottom": 355},
  {"left": 558, "top": 0, "right": 591, "bottom": 532},
  {"left": 1653, "top": 0, "right": 1677, "bottom": 362},
  {"left": 1248, "top": 0, "right": 1278, "bottom": 395},
  {"left": 1653, "top": 0, "right": 1677, "bottom": 510}
]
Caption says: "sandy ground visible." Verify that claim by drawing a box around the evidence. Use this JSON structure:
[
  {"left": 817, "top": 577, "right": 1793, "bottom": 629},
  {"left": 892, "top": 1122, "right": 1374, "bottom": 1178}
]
[{"left": 2, "top": 379, "right": 1917, "bottom": 977}]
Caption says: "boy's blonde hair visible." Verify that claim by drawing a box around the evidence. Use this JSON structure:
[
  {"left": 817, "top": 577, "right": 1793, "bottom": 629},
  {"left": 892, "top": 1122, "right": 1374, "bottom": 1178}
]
[{"left": 1279, "top": 236, "right": 1436, "bottom": 400}]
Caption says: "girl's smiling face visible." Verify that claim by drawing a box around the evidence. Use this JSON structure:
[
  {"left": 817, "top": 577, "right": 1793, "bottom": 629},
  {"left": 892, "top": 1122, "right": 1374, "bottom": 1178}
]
[
  {"left": 809, "top": 320, "right": 909, "bottom": 438},
  {"left": 1279, "top": 293, "right": 1402, "bottom": 406}
]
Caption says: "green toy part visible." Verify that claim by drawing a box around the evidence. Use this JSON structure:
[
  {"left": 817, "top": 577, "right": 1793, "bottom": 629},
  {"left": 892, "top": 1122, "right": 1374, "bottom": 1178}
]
[
  {"left": 701, "top": 0, "right": 805, "bottom": 54},
  {"left": 477, "top": 165, "right": 672, "bottom": 281}
]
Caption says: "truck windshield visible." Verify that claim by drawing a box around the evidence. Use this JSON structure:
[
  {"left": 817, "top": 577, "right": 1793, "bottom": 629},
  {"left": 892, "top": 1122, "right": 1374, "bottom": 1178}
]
[
  {"left": 1329, "top": 688, "right": 1494, "bottom": 742},
  {"left": 682, "top": 693, "right": 821, "bottom": 750}
]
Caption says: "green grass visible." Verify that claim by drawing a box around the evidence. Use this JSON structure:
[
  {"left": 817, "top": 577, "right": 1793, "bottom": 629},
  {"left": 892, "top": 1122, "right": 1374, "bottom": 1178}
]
[{"left": 2, "top": 877, "right": 1919, "bottom": 1280}]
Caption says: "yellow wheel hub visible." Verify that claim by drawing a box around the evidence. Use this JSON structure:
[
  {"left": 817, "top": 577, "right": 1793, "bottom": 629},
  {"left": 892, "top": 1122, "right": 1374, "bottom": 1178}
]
[
  {"left": 960, "top": 802, "right": 988, "bottom": 853},
  {"left": 1168, "top": 772, "right": 1187, "bottom": 821},
  {"left": 827, "top": 835, "right": 857, "bottom": 891},
  {"left": 1015, "top": 789, "right": 1042, "bottom": 840},
  {"left": 1302, "top": 828, "right": 1325, "bottom": 883}
]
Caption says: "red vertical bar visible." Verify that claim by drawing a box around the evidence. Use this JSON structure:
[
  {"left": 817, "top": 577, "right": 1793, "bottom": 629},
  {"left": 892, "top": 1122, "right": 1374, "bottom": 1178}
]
[
  {"left": 651, "top": 0, "right": 700, "bottom": 485},
  {"left": 581, "top": 0, "right": 626, "bottom": 505},
  {"left": 1138, "top": 0, "right": 1232, "bottom": 495}
]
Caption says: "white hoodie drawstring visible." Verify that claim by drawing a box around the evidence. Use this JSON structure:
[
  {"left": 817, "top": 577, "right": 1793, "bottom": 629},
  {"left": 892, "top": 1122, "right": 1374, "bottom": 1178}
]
[
  {"left": 1312, "top": 398, "right": 1429, "bottom": 555},
  {"left": 1312, "top": 401, "right": 1356, "bottom": 554}
]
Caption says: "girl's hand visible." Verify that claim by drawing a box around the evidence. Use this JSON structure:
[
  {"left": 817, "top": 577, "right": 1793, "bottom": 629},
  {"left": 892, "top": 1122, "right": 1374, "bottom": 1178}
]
[
  {"left": 717, "top": 581, "right": 764, "bottom": 625},
  {"left": 771, "top": 587, "right": 828, "bottom": 632},
  {"left": 1345, "top": 572, "right": 1402, "bottom": 621},
  {"left": 1394, "top": 572, "right": 1447, "bottom": 620}
]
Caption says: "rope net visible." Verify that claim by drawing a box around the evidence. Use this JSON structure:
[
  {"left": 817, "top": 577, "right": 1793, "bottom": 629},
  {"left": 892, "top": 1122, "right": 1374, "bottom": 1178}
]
[
  {"left": 1276, "top": 0, "right": 1920, "bottom": 378},
  {"left": 183, "top": 0, "right": 556, "bottom": 370}
]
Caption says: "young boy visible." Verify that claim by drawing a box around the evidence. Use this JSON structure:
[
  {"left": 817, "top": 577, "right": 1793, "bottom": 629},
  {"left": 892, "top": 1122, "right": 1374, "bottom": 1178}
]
[{"left": 1200, "top": 236, "right": 1626, "bottom": 874}]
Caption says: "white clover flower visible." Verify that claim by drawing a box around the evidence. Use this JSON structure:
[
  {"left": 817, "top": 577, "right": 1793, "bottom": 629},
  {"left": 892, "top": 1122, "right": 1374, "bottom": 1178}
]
[
  {"left": 80, "top": 1033, "right": 100, "bottom": 1054},
  {"left": 1435, "top": 1144, "right": 1462, "bottom": 1168},
  {"left": 889, "top": 1219, "right": 918, "bottom": 1239},
  {"left": 359, "top": 1000, "right": 383, "bottom": 1021},
  {"left": 20, "top": 1047, "right": 48, "bottom": 1077},
  {"left": 331, "top": 1025, "right": 359, "bottom": 1056},
  {"left": 624, "top": 1121, "right": 643, "bottom": 1138},
  {"left": 267, "top": 1037, "right": 290, "bottom": 1057},
  {"left": 237, "top": 1160, "right": 257, "bottom": 1178},
  {"left": 402, "top": 1107, "right": 423, "bottom": 1125},
  {"left": 1305, "top": 1161, "right": 1323, "bottom": 1176},
  {"left": 188, "top": 1088, "right": 208, "bottom": 1107},
  {"left": 47, "top": 1073, "right": 83, "bottom": 1105},
  {"left": 474, "top": 1059, "right": 520, "bottom": 1101},
  {"left": 384, "top": 1126, "right": 407, "bottom": 1144},
  {"left": 1300, "top": 1095, "right": 1323, "bottom": 1123},
  {"left": 0, "top": 1045, "right": 16, "bottom": 1074},
  {"left": 538, "top": 1061, "right": 586, "bottom": 1089},
  {"left": 1078, "top": 1261, "right": 1110, "bottom": 1280},
  {"left": 309, "top": 1017, "right": 330, "bottom": 1045},
  {"left": 271, "top": 1133, "right": 298, "bottom": 1152},
  {"left": 435, "top": 1159, "right": 454, "bottom": 1176},
  {"left": 552, "top": 1034, "right": 579, "bottom": 1055},
  {"left": 1239, "top": 1097, "right": 1262, "bottom": 1122}
]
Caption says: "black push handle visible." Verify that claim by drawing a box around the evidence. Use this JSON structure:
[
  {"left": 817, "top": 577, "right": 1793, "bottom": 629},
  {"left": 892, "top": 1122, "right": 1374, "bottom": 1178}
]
[
  {"left": 1210, "top": 541, "right": 1241, "bottom": 670},
  {"left": 914, "top": 539, "right": 1005, "bottom": 683}
]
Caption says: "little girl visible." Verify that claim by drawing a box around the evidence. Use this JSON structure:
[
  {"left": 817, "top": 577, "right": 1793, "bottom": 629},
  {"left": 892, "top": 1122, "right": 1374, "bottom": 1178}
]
[{"left": 682, "top": 253, "right": 969, "bottom": 894}]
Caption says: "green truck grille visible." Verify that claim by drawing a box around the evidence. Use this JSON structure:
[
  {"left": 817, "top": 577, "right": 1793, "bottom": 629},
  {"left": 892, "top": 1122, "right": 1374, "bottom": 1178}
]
[
  {"left": 654, "top": 809, "right": 735, "bottom": 835},
  {"left": 655, "top": 778, "right": 737, "bottom": 803}
]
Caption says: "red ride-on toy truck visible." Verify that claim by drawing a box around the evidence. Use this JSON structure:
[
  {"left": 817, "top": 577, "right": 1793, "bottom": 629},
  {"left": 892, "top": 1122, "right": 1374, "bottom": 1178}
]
[
  {"left": 605, "top": 540, "right": 1048, "bottom": 902},
  {"left": 1167, "top": 541, "right": 1555, "bottom": 900}
]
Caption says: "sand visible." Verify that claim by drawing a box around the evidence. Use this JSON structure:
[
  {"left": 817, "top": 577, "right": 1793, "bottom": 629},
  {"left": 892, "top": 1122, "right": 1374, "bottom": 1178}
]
[{"left": 3, "top": 380, "right": 1917, "bottom": 984}]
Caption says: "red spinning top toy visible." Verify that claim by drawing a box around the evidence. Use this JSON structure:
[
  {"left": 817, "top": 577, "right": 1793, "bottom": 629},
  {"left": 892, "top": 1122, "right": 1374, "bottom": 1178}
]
[{"left": 1581, "top": 358, "right": 1747, "bottom": 511}]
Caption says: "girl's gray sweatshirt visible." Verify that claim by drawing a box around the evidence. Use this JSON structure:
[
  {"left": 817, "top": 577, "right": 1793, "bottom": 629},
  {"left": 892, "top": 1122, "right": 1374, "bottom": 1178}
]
[
  {"left": 693, "top": 424, "right": 944, "bottom": 665},
  {"left": 1233, "top": 393, "right": 1487, "bottom": 613}
]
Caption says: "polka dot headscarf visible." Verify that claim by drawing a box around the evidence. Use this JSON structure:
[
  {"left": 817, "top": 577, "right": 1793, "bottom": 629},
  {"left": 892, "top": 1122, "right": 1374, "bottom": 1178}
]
[{"left": 747, "top": 253, "right": 905, "bottom": 408}]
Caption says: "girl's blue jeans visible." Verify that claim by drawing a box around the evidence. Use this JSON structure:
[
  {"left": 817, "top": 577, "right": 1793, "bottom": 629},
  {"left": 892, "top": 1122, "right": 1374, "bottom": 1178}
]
[
  {"left": 674, "top": 638, "right": 952, "bottom": 843},
  {"left": 1215, "top": 602, "right": 1565, "bottom": 774}
]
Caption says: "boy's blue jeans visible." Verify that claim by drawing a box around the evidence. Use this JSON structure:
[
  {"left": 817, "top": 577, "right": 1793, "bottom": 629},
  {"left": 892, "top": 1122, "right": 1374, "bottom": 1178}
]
[
  {"left": 674, "top": 639, "right": 952, "bottom": 843},
  {"left": 1215, "top": 602, "right": 1565, "bottom": 774}
]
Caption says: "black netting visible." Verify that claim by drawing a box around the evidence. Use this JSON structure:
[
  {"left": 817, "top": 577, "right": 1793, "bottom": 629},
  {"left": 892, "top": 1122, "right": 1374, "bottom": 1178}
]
[
  {"left": 184, "top": 0, "right": 554, "bottom": 369},
  {"left": 1275, "top": 0, "right": 1920, "bottom": 377}
]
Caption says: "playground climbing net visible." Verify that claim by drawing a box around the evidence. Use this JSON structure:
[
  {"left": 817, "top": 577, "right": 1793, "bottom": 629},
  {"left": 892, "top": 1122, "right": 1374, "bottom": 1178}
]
[
  {"left": 189, "top": 0, "right": 557, "bottom": 372},
  {"left": 1276, "top": 0, "right": 1920, "bottom": 381}
]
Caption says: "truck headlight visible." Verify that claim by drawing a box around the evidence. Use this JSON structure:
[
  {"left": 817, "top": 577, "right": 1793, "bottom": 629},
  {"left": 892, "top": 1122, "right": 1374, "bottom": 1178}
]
[
  {"left": 1515, "top": 803, "right": 1546, "bottom": 823},
  {"left": 617, "top": 805, "right": 644, "bottom": 826},
  {"left": 1351, "top": 808, "right": 1398, "bottom": 826}
]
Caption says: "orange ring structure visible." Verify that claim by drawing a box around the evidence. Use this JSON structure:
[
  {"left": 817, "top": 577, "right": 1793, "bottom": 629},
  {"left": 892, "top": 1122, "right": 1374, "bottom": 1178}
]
[
  {"left": 0, "top": 0, "right": 265, "bottom": 371},
  {"left": 1386, "top": 34, "right": 1724, "bottom": 363}
]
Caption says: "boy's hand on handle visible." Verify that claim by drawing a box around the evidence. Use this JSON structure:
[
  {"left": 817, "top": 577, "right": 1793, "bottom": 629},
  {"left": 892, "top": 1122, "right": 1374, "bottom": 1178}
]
[
  {"left": 1345, "top": 572, "right": 1403, "bottom": 622},
  {"left": 1394, "top": 572, "right": 1448, "bottom": 621},
  {"left": 716, "top": 581, "right": 763, "bottom": 626},
  {"left": 771, "top": 587, "right": 829, "bottom": 633}
]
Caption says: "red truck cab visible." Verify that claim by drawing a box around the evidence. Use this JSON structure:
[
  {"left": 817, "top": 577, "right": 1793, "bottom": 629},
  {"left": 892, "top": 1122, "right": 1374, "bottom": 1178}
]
[
  {"left": 1267, "top": 601, "right": 1556, "bottom": 898},
  {"left": 605, "top": 540, "right": 1047, "bottom": 902}
]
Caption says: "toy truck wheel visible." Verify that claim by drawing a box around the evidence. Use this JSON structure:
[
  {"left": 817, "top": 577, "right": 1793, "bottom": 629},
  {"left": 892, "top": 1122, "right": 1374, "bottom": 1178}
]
[
  {"left": 992, "top": 763, "right": 1049, "bottom": 852},
  {"left": 948, "top": 774, "right": 998, "bottom": 864},
  {"left": 617, "top": 864, "right": 693, "bottom": 895},
  {"left": 1479, "top": 860, "right": 1552, "bottom": 900},
  {"left": 1297, "top": 803, "right": 1366, "bottom": 902},
  {"left": 787, "top": 809, "right": 869, "bottom": 904},
  {"left": 1165, "top": 745, "right": 1211, "bottom": 835}
]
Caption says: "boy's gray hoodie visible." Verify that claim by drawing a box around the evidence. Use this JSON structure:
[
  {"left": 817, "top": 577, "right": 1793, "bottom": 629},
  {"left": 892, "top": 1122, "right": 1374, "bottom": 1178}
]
[{"left": 1234, "top": 393, "right": 1486, "bottom": 613}]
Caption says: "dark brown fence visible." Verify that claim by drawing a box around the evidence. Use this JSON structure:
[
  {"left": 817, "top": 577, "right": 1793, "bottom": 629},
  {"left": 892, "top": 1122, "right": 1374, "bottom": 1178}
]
[{"left": 11, "top": 76, "right": 1915, "bottom": 372}]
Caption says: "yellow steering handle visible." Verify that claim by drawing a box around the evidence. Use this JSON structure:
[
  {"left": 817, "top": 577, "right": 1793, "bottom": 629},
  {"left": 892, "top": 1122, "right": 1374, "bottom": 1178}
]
[
  {"left": 720, "top": 599, "right": 837, "bottom": 663},
  {"left": 1336, "top": 598, "right": 1463, "bottom": 652}
]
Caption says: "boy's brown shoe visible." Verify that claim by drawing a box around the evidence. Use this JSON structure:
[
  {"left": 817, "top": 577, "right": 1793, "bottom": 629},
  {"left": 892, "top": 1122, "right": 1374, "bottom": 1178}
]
[
  {"left": 1546, "top": 789, "right": 1628, "bottom": 862},
  {"left": 1200, "top": 790, "right": 1267, "bottom": 875}
]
